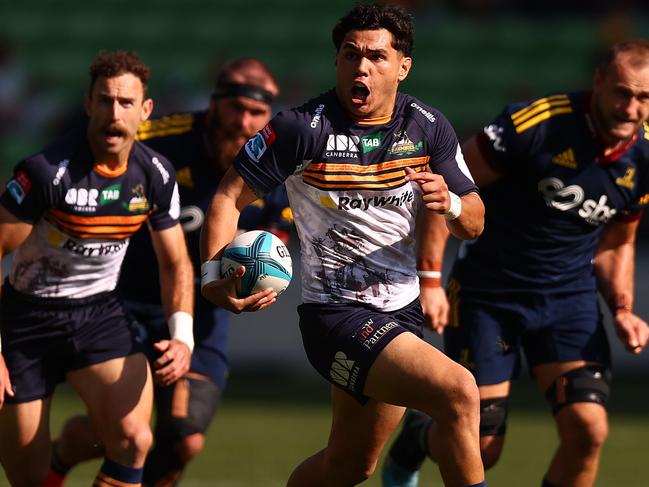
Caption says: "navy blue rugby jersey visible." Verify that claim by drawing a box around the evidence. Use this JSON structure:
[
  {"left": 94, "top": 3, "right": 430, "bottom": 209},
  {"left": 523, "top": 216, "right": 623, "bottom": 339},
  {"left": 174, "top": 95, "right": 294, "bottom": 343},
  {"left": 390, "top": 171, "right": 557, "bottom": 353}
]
[
  {"left": 118, "top": 111, "right": 293, "bottom": 304},
  {"left": 0, "top": 125, "right": 179, "bottom": 298},
  {"left": 452, "top": 91, "right": 649, "bottom": 293},
  {"left": 235, "top": 89, "right": 477, "bottom": 311}
]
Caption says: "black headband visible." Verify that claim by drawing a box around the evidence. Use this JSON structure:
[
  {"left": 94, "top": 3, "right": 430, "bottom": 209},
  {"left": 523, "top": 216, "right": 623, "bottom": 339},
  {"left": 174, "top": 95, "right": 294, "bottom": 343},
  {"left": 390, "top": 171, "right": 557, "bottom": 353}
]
[{"left": 212, "top": 81, "right": 276, "bottom": 105}]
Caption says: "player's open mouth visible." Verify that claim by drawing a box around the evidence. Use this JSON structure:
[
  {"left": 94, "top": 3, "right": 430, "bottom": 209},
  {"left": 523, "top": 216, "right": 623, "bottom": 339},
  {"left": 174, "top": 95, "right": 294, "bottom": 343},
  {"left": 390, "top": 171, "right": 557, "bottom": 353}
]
[
  {"left": 104, "top": 127, "right": 127, "bottom": 143},
  {"left": 351, "top": 83, "right": 370, "bottom": 104}
]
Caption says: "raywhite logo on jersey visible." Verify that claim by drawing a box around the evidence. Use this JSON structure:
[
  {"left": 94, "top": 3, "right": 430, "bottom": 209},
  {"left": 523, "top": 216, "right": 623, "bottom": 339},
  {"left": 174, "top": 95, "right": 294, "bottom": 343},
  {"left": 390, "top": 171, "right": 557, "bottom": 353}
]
[
  {"left": 336, "top": 189, "right": 414, "bottom": 211},
  {"left": 538, "top": 177, "right": 617, "bottom": 225},
  {"left": 326, "top": 134, "right": 359, "bottom": 158},
  {"left": 152, "top": 157, "right": 171, "bottom": 184}
]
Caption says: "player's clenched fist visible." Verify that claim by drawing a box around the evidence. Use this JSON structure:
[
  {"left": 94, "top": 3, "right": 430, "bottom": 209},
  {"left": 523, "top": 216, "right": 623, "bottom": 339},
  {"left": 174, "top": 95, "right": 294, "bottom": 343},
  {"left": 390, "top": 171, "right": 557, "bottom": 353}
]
[{"left": 404, "top": 167, "right": 452, "bottom": 213}]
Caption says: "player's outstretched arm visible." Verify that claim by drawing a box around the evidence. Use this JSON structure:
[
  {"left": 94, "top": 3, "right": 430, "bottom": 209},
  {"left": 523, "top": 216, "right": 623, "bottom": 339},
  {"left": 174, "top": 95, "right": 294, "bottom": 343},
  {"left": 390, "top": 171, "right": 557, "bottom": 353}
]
[
  {"left": 594, "top": 218, "right": 649, "bottom": 354},
  {"left": 200, "top": 167, "right": 277, "bottom": 313},
  {"left": 151, "top": 224, "right": 195, "bottom": 386},
  {"left": 416, "top": 210, "right": 450, "bottom": 334},
  {"left": 0, "top": 204, "right": 33, "bottom": 407}
]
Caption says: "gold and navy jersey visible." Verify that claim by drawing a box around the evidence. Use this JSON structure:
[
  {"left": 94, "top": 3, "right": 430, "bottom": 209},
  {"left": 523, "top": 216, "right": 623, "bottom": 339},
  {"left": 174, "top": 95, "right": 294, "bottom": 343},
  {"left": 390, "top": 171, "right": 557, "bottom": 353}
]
[
  {"left": 452, "top": 91, "right": 649, "bottom": 292},
  {"left": 235, "top": 89, "right": 477, "bottom": 311},
  {"left": 118, "top": 111, "right": 293, "bottom": 305},
  {"left": 0, "top": 125, "right": 179, "bottom": 298}
]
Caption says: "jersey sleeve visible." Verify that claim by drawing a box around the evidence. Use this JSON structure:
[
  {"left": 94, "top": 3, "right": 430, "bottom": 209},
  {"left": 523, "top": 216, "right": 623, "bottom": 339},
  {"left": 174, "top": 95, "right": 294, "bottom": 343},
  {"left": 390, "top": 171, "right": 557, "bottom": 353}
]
[
  {"left": 148, "top": 158, "right": 181, "bottom": 231},
  {"left": 234, "top": 109, "right": 315, "bottom": 196},
  {"left": 426, "top": 112, "right": 478, "bottom": 196},
  {"left": 475, "top": 101, "right": 542, "bottom": 174},
  {"left": 0, "top": 156, "right": 55, "bottom": 223}
]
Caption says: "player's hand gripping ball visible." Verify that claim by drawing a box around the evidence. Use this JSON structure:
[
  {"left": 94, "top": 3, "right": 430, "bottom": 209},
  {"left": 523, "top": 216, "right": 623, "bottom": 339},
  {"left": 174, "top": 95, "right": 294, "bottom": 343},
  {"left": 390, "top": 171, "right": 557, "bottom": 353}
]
[{"left": 221, "top": 230, "right": 292, "bottom": 298}]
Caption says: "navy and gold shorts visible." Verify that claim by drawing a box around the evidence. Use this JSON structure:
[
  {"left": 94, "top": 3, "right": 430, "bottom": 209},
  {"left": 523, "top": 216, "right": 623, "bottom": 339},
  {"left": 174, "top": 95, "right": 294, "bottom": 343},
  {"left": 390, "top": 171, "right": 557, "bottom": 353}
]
[
  {"left": 298, "top": 299, "right": 423, "bottom": 403},
  {"left": 0, "top": 283, "right": 139, "bottom": 403}
]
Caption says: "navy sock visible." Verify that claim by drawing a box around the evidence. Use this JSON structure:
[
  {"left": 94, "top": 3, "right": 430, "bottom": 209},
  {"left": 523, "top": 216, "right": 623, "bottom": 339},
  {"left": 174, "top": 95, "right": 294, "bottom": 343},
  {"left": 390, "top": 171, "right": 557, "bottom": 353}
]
[
  {"left": 94, "top": 458, "right": 143, "bottom": 486},
  {"left": 387, "top": 409, "right": 432, "bottom": 471}
]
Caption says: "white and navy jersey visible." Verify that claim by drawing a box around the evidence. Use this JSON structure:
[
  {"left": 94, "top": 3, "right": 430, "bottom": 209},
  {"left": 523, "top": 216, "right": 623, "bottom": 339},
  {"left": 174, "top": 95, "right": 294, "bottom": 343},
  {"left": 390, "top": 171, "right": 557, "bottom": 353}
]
[
  {"left": 235, "top": 90, "right": 477, "bottom": 311},
  {"left": 452, "top": 91, "right": 649, "bottom": 293},
  {"left": 0, "top": 125, "right": 179, "bottom": 298}
]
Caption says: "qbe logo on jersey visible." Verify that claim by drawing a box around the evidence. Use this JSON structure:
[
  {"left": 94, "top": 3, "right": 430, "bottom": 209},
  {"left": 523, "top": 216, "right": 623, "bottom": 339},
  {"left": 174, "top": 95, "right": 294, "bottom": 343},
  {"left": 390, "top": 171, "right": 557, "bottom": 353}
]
[{"left": 326, "top": 134, "right": 359, "bottom": 159}]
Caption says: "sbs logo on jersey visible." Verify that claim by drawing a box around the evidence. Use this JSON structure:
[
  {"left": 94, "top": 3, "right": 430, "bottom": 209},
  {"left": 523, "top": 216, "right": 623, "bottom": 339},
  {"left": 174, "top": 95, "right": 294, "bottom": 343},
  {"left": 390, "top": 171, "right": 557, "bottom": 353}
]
[
  {"left": 326, "top": 134, "right": 359, "bottom": 159},
  {"left": 538, "top": 177, "right": 617, "bottom": 225}
]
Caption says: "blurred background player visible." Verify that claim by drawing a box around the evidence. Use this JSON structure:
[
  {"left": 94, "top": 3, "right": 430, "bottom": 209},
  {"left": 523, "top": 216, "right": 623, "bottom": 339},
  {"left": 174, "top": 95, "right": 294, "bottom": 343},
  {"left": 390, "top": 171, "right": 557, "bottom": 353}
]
[
  {"left": 383, "top": 38, "right": 649, "bottom": 487},
  {"left": 201, "top": 3, "right": 487, "bottom": 486},
  {"left": 0, "top": 50, "right": 194, "bottom": 487},
  {"left": 48, "top": 58, "right": 290, "bottom": 487}
]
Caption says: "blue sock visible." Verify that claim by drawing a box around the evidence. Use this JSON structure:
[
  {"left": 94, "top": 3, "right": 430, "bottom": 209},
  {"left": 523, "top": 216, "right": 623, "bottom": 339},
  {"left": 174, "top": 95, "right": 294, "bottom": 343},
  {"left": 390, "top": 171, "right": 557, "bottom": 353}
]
[
  {"left": 466, "top": 482, "right": 487, "bottom": 487},
  {"left": 94, "top": 458, "right": 143, "bottom": 486}
]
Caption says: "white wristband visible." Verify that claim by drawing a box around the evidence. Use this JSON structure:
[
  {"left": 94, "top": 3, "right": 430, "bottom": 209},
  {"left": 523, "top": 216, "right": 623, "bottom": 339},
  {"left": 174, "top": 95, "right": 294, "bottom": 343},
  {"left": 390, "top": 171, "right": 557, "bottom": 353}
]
[
  {"left": 200, "top": 260, "right": 221, "bottom": 289},
  {"left": 444, "top": 192, "right": 462, "bottom": 220},
  {"left": 168, "top": 311, "right": 194, "bottom": 352},
  {"left": 416, "top": 270, "right": 442, "bottom": 279}
]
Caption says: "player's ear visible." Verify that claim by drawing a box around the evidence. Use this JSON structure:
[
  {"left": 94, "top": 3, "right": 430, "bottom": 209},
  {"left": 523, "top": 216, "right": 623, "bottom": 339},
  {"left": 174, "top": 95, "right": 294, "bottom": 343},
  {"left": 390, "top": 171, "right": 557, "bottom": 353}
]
[
  {"left": 141, "top": 98, "right": 154, "bottom": 121},
  {"left": 398, "top": 56, "right": 412, "bottom": 82}
]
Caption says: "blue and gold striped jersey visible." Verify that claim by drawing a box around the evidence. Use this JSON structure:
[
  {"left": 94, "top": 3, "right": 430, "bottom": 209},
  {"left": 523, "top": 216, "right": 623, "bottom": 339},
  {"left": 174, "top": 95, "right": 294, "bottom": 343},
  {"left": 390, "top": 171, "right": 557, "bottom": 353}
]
[
  {"left": 452, "top": 91, "right": 649, "bottom": 292},
  {"left": 235, "top": 89, "right": 477, "bottom": 311}
]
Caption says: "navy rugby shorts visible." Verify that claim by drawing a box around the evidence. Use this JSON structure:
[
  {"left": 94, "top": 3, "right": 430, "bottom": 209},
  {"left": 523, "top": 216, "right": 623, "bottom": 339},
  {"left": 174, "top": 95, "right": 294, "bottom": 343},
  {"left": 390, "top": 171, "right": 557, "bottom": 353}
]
[
  {"left": 123, "top": 292, "right": 230, "bottom": 391},
  {"left": 0, "top": 282, "right": 139, "bottom": 403},
  {"left": 444, "top": 284, "right": 610, "bottom": 386},
  {"left": 298, "top": 299, "right": 424, "bottom": 403}
]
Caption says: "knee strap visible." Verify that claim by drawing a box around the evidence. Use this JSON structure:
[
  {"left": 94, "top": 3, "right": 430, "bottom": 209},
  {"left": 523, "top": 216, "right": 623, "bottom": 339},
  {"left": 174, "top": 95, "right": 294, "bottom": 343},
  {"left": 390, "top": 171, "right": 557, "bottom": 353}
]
[
  {"left": 545, "top": 365, "right": 611, "bottom": 414},
  {"left": 479, "top": 397, "right": 508, "bottom": 437}
]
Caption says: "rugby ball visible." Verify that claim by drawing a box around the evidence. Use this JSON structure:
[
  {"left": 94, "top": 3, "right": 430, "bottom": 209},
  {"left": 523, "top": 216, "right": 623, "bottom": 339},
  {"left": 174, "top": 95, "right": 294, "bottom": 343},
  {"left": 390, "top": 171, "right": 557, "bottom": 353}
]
[{"left": 221, "top": 230, "right": 293, "bottom": 298}]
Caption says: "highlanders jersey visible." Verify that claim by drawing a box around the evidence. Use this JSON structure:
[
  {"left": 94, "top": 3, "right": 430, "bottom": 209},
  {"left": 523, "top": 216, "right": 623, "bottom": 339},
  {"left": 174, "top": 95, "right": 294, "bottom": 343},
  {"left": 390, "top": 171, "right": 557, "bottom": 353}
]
[
  {"left": 235, "top": 90, "right": 477, "bottom": 311},
  {"left": 452, "top": 91, "right": 649, "bottom": 292},
  {"left": 118, "top": 111, "right": 293, "bottom": 304},
  {"left": 0, "top": 125, "right": 179, "bottom": 298}
]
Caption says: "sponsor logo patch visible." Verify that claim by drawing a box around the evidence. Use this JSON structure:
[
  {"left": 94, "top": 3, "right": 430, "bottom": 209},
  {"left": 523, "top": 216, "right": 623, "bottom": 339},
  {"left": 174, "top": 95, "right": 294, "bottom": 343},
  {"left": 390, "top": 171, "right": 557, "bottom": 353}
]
[
  {"left": 616, "top": 167, "right": 636, "bottom": 189},
  {"left": 244, "top": 133, "right": 267, "bottom": 162},
  {"left": 336, "top": 190, "right": 414, "bottom": 211},
  {"left": 261, "top": 123, "right": 276, "bottom": 146},
  {"left": 151, "top": 157, "right": 171, "bottom": 184},
  {"left": 388, "top": 130, "right": 422, "bottom": 156},
  {"left": 310, "top": 103, "right": 326, "bottom": 129},
  {"left": 329, "top": 351, "right": 359, "bottom": 391},
  {"left": 551, "top": 148, "right": 577, "bottom": 169},
  {"left": 65, "top": 187, "right": 99, "bottom": 212},
  {"left": 100, "top": 184, "right": 121, "bottom": 206},
  {"left": 538, "top": 177, "right": 617, "bottom": 225},
  {"left": 360, "top": 132, "right": 382, "bottom": 153},
  {"left": 125, "top": 184, "right": 150, "bottom": 213},
  {"left": 326, "top": 134, "right": 359, "bottom": 159},
  {"left": 52, "top": 159, "right": 70, "bottom": 186}
]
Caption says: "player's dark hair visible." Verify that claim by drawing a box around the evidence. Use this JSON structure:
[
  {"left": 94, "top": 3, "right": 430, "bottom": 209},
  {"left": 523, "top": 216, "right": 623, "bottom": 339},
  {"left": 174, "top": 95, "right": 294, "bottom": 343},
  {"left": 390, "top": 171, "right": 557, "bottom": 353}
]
[
  {"left": 599, "top": 38, "right": 649, "bottom": 72},
  {"left": 89, "top": 50, "right": 150, "bottom": 95},
  {"left": 332, "top": 2, "right": 414, "bottom": 57}
]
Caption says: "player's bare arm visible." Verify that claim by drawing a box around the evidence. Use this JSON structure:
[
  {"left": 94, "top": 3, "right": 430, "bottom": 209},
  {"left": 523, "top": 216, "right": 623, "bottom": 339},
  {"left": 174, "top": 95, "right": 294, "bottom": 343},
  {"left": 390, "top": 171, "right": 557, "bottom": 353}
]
[
  {"left": 416, "top": 210, "right": 450, "bottom": 334},
  {"left": 594, "top": 218, "right": 649, "bottom": 354},
  {"left": 0, "top": 204, "right": 33, "bottom": 407},
  {"left": 199, "top": 167, "right": 276, "bottom": 313},
  {"left": 151, "top": 223, "right": 195, "bottom": 386}
]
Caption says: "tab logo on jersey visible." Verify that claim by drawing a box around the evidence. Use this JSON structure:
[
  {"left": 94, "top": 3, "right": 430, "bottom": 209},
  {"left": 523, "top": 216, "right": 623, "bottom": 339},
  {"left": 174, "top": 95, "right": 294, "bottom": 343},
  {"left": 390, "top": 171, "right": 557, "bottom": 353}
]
[
  {"left": 326, "top": 134, "right": 359, "bottom": 159},
  {"left": 388, "top": 130, "right": 422, "bottom": 156},
  {"left": 551, "top": 148, "right": 577, "bottom": 169},
  {"left": 244, "top": 133, "right": 267, "bottom": 163},
  {"left": 65, "top": 188, "right": 99, "bottom": 212},
  {"left": 100, "top": 184, "right": 121, "bottom": 206},
  {"left": 615, "top": 167, "right": 636, "bottom": 189},
  {"left": 360, "top": 132, "right": 382, "bottom": 153},
  {"left": 538, "top": 177, "right": 617, "bottom": 225}
]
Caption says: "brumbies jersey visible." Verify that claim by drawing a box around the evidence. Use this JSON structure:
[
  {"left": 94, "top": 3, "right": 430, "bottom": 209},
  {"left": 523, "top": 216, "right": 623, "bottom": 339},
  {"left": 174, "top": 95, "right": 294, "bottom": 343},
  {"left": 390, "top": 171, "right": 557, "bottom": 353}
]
[
  {"left": 0, "top": 125, "right": 179, "bottom": 298},
  {"left": 452, "top": 91, "right": 649, "bottom": 293},
  {"left": 118, "top": 111, "right": 293, "bottom": 304},
  {"left": 235, "top": 90, "right": 477, "bottom": 311}
]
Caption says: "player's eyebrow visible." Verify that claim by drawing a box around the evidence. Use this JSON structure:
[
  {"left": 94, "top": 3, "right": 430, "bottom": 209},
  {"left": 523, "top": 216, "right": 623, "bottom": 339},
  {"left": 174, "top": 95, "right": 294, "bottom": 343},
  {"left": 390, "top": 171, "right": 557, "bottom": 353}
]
[{"left": 341, "top": 43, "right": 389, "bottom": 56}]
